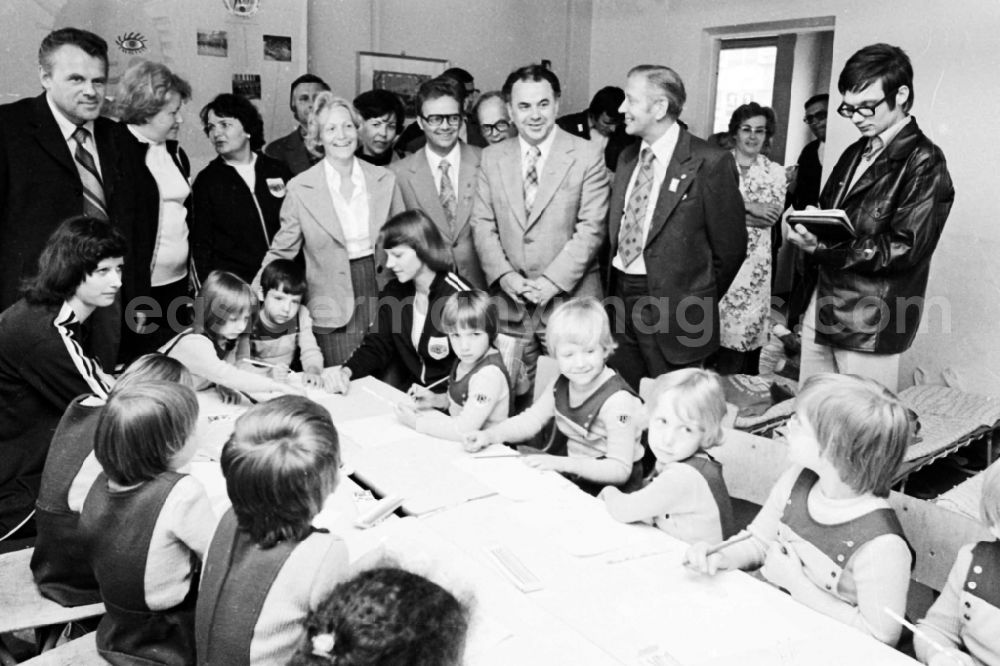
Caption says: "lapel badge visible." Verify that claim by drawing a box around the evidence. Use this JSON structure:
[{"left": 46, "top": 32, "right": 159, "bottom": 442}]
[{"left": 668, "top": 178, "right": 680, "bottom": 192}]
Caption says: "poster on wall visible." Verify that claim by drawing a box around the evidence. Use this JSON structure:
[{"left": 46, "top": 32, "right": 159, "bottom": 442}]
[
  {"left": 357, "top": 51, "right": 449, "bottom": 116},
  {"left": 263, "top": 35, "right": 290, "bottom": 61},
  {"left": 232, "top": 74, "right": 262, "bottom": 99},
  {"left": 197, "top": 30, "right": 228, "bottom": 57}
]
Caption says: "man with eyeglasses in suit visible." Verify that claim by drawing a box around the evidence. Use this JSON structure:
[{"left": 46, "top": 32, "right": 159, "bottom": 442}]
[{"left": 787, "top": 43, "right": 954, "bottom": 391}]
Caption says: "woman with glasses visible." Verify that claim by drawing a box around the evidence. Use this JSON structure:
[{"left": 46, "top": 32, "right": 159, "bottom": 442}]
[
  {"left": 714, "top": 102, "right": 787, "bottom": 375},
  {"left": 255, "top": 93, "right": 395, "bottom": 367},
  {"left": 191, "top": 94, "right": 292, "bottom": 284}
]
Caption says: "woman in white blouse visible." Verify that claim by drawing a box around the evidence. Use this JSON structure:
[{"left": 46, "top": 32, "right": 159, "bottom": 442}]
[
  {"left": 256, "top": 93, "right": 394, "bottom": 366},
  {"left": 116, "top": 60, "right": 194, "bottom": 358}
]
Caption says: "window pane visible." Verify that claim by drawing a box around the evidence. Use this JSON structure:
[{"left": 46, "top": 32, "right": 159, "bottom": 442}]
[{"left": 713, "top": 45, "right": 777, "bottom": 134}]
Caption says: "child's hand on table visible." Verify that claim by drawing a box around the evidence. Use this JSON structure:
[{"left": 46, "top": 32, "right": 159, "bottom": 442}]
[
  {"left": 323, "top": 366, "right": 352, "bottom": 394},
  {"left": 301, "top": 369, "right": 325, "bottom": 390},
  {"left": 269, "top": 363, "right": 291, "bottom": 382},
  {"left": 760, "top": 538, "right": 806, "bottom": 592},
  {"left": 215, "top": 385, "right": 242, "bottom": 405},
  {"left": 394, "top": 403, "right": 418, "bottom": 429},
  {"left": 928, "top": 650, "right": 975, "bottom": 666},
  {"left": 463, "top": 430, "right": 495, "bottom": 453},
  {"left": 683, "top": 541, "right": 732, "bottom": 576}
]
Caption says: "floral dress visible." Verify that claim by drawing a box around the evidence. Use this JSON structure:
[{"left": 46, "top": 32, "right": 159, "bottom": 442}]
[{"left": 719, "top": 153, "right": 787, "bottom": 352}]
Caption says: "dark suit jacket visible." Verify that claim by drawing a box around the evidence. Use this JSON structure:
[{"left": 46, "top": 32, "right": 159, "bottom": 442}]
[
  {"left": 606, "top": 128, "right": 747, "bottom": 364},
  {"left": 791, "top": 139, "right": 823, "bottom": 209},
  {"left": 0, "top": 94, "right": 134, "bottom": 310},
  {"left": 264, "top": 128, "right": 319, "bottom": 176},
  {"left": 557, "top": 110, "right": 637, "bottom": 172}
]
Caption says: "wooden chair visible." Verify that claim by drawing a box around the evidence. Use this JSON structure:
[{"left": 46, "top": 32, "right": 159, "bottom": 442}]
[
  {"left": 19, "top": 633, "right": 103, "bottom": 665},
  {"left": 0, "top": 548, "right": 104, "bottom": 665},
  {"left": 711, "top": 428, "right": 790, "bottom": 506}
]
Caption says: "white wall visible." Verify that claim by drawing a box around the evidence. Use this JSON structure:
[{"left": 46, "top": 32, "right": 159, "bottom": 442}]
[{"left": 590, "top": 0, "right": 1000, "bottom": 393}]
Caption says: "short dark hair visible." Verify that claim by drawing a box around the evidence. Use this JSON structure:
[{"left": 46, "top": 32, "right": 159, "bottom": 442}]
[
  {"left": 502, "top": 64, "right": 561, "bottom": 100},
  {"left": 288, "top": 73, "right": 329, "bottom": 107},
  {"left": 95, "top": 381, "right": 199, "bottom": 486},
  {"left": 441, "top": 67, "right": 474, "bottom": 88},
  {"left": 441, "top": 290, "right": 499, "bottom": 344},
  {"left": 353, "top": 89, "right": 405, "bottom": 133},
  {"left": 260, "top": 259, "right": 307, "bottom": 297},
  {"left": 628, "top": 65, "right": 686, "bottom": 119},
  {"left": 38, "top": 27, "right": 108, "bottom": 75},
  {"left": 804, "top": 93, "right": 829, "bottom": 109},
  {"left": 23, "top": 216, "right": 126, "bottom": 306},
  {"left": 222, "top": 396, "right": 341, "bottom": 548},
  {"left": 200, "top": 93, "right": 265, "bottom": 150},
  {"left": 588, "top": 86, "right": 625, "bottom": 122},
  {"left": 728, "top": 102, "right": 777, "bottom": 144},
  {"left": 290, "top": 567, "right": 469, "bottom": 666},
  {"left": 116, "top": 60, "right": 192, "bottom": 125},
  {"left": 416, "top": 77, "right": 464, "bottom": 116},
  {"left": 380, "top": 210, "right": 453, "bottom": 274},
  {"left": 838, "top": 43, "right": 914, "bottom": 113}
]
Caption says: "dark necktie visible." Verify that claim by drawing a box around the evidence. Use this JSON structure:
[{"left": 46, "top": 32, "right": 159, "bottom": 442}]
[{"left": 71, "top": 126, "right": 108, "bottom": 220}]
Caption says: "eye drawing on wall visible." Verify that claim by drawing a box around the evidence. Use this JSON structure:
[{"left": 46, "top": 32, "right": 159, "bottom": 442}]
[{"left": 116, "top": 32, "right": 148, "bottom": 54}]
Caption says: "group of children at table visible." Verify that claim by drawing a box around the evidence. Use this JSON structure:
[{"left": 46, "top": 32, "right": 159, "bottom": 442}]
[{"left": 29, "top": 249, "right": 1000, "bottom": 665}]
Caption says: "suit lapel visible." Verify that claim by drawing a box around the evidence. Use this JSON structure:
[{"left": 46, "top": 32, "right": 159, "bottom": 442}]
[
  {"left": 455, "top": 143, "right": 480, "bottom": 235},
  {"left": 94, "top": 119, "right": 119, "bottom": 202},
  {"left": 29, "top": 95, "right": 77, "bottom": 178},
  {"left": 409, "top": 153, "right": 451, "bottom": 240},
  {"left": 297, "top": 163, "right": 346, "bottom": 247},
  {"left": 645, "top": 130, "right": 700, "bottom": 247},
  {"left": 362, "top": 160, "right": 393, "bottom": 240},
  {"left": 608, "top": 147, "right": 639, "bottom": 245},
  {"left": 498, "top": 139, "right": 527, "bottom": 228},
  {"left": 526, "top": 129, "right": 572, "bottom": 229}
]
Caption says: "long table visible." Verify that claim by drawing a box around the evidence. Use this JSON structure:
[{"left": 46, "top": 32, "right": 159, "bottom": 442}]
[{"left": 191, "top": 377, "right": 917, "bottom": 665}]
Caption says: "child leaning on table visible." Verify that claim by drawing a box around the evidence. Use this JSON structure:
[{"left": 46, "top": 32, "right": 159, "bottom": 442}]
[
  {"left": 79, "top": 381, "right": 214, "bottom": 664},
  {"left": 250, "top": 259, "right": 325, "bottom": 389},
  {"left": 395, "top": 290, "right": 513, "bottom": 441},
  {"left": 915, "top": 462, "right": 1000, "bottom": 665},
  {"left": 289, "top": 567, "right": 470, "bottom": 666},
  {"left": 685, "top": 373, "right": 913, "bottom": 646},
  {"left": 195, "top": 395, "right": 348, "bottom": 665},
  {"left": 599, "top": 368, "right": 736, "bottom": 545},
  {"left": 465, "top": 297, "right": 644, "bottom": 492}
]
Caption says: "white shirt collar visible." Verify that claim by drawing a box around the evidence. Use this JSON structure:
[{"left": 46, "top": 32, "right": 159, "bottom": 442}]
[
  {"left": 424, "top": 141, "right": 462, "bottom": 174},
  {"left": 873, "top": 114, "right": 911, "bottom": 150},
  {"left": 323, "top": 156, "right": 365, "bottom": 189},
  {"left": 127, "top": 123, "right": 158, "bottom": 145},
  {"left": 46, "top": 93, "right": 94, "bottom": 142},
  {"left": 641, "top": 120, "right": 681, "bottom": 165},
  {"left": 518, "top": 127, "right": 557, "bottom": 164}
]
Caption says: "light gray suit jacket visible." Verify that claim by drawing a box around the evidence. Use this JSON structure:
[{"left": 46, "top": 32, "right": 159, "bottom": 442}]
[
  {"left": 389, "top": 142, "right": 485, "bottom": 288},
  {"left": 471, "top": 127, "right": 608, "bottom": 320},
  {"left": 257, "top": 158, "right": 394, "bottom": 330}
]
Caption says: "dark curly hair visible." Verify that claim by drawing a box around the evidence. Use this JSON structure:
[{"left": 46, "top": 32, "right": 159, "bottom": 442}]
[
  {"left": 289, "top": 567, "right": 470, "bottom": 666},
  {"left": 200, "top": 93, "right": 265, "bottom": 151}
]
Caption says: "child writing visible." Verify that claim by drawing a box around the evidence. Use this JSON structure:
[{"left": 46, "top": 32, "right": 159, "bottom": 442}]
[
  {"left": 251, "top": 259, "right": 325, "bottom": 389},
  {"left": 289, "top": 567, "right": 470, "bottom": 666},
  {"left": 599, "top": 368, "right": 736, "bottom": 544},
  {"left": 465, "top": 297, "right": 644, "bottom": 492},
  {"left": 916, "top": 462, "right": 1000, "bottom": 665},
  {"left": 32, "top": 354, "right": 191, "bottom": 607},
  {"left": 685, "top": 373, "right": 913, "bottom": 646},
  {"left": 79, "top": 381, "right": 215, "bottom": 664},
  {"left": 395, "top": 290, "right": 513, "bottom": 441},
  {"left": 160, "top": 269, "right": 299, "bottom": 402},
  {"left": 196, "top": 395, "right": 348, "bottom": 665}
]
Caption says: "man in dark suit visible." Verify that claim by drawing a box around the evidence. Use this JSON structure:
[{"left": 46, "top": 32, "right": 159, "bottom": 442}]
[
  {"left": 790, "top": 93, "right": 828, "bottom": 210},
  {"left": 264, "top": 73, "right": 329, "bottom": 175},
  {"left": 557, "top": 86, "right": 637, "bottom": 172},
  {"left": 607, "top": 65, "right": 746, "bottom": 389},
  {"left": 0, "top": 27, "right": 135, "bottom": 371}
]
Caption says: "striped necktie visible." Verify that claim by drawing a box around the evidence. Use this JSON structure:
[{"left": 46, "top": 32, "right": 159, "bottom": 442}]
[
  {"left": 71, "top": 126, "right": 108, "bottom": 220},
  {"left": 523, "top": 145, "right": 541, "bottom": 214},
  {"left": 438, "top": 159, "right": 457, "bottom": 230},
  {"left": 617, "top": 147, "right": 655, "bottom": 267}
]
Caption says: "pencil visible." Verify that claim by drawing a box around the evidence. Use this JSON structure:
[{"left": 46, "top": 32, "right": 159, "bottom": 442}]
[
  {"left": 243, "top": 358, "right": 295, "bottom": 374},
  {"left": 422, "top": 375, "right": 449, "bottom": 390},
  {"left": 705, "top": 531, "right": 754, "bottom": 556},
  {"left": 882, "top": 607, "right": 961, "bottom": 663}
]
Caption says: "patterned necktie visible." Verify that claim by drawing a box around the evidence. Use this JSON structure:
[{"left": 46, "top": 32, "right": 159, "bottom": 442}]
[
  {"left": 523, "top": 145, "right": 541, "bottom": 214},
  {"left": 617, "top": 147, "right": 655, "bottom": 267},
  {"left": 438, "top": 159, "right": 457, "bottom": 229},
  {"left": 71, "top": 126, "right": 108, "bottom": 220}
]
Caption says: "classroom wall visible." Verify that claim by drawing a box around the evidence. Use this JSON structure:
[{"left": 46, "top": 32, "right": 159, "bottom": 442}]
[{"left": 590, "top": 0, "right": 1000, "bottom": 394}]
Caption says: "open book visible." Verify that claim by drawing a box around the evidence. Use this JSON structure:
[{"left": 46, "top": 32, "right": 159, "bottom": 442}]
[{"left": 787, "top": 208, "right": 855, "bottom": 243}]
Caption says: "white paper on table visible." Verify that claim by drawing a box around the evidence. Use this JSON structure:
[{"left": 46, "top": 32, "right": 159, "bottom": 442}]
[
  {"left": 450, "top": 456, "right": 570, "bottom": 501},
  {"left": 336, "top": 415, "right": 438, "bottom": 449}
]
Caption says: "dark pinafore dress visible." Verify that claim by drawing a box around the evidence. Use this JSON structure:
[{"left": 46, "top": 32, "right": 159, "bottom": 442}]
[
  {"left": 81, "top": 471, "right": 198, "bottom": 665},
  {"left": 195, "top": 509, "right": 329, "bottom": 665},
  {"left": 448, "top": 349, "right": 514, "bottom": 417},
  {"left": 680, "top": 451, "right": 737, "bottom": 539},
  {"left": 955, "top": 540, "right": 1000, "bottom": 658}
]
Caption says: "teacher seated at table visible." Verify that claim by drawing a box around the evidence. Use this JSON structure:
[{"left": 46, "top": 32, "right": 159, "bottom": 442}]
[{"left": 326, "top": 210, "right": 472, "bottom": 398}]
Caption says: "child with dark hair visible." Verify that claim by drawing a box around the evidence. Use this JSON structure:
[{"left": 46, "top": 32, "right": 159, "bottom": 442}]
[
  {"left": 79, "top": 380, "right": 212, "bottom": 664},
  {"left": 289, "top": 567, "right": 469, "bottom": 666},
  {"left": 196, "top": 395, "right": 348, "bottom": 665},
  {"left": 251, "top": 259, "right": 325, "bottom": 389}
]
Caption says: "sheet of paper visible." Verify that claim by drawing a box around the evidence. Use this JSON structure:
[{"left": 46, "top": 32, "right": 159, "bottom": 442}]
[
  {"left": 336, "top": 415, "right": 430, "bottom": 449},
  {"left": 451, "top": 456, "right": 570, "bottom": 501}
]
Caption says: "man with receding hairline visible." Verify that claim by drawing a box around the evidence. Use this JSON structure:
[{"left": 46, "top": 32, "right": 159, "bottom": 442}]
[
  {"left": 606, "top": 65, "right": 746, "bottom": 389},
  {"left": 264, "top": 73, "right": 329, "bottom": 175}
]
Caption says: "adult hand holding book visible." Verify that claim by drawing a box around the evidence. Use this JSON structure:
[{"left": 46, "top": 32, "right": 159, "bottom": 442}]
[{"left": 786, "top": 207, "right": 855, "bottom": 243}]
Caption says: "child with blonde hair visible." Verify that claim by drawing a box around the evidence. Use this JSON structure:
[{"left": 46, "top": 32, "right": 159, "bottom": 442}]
[
  {"left": 466, "top": 297, "right": 644, "bottom": 491},
  {"left": 600, "top": 368, "right": 736, "bottom": 544},
  {"left": 685, "top": 373, "right": 913, "bottom": 646},
  {"left": 916, "top": 462, "right": 1000, "bottom": 665}
]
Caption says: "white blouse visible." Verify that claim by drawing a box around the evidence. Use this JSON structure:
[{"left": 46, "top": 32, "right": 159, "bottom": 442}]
[{"left": 324, "top": 158, "right": 372, "bottom": 259}]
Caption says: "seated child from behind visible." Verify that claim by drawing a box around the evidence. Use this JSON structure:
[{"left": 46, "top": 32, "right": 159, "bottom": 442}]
[
  {"left": 600, "top": 368, "right": 736, "bottom": 544},
  {"left": 684, "top": 373, "right": 913, "bottom": 646},
  {"left": 196, "top": 395, "right": 348, "bottom": 665},
  {"left": 396, "top": 290, "right": 512, "bottom": 441},
  {"left": 916, "top": 462, "right": 1000, "bottom": 666},
  {"left": 252, "top": 259, "right": 325, "bottom": 389}
]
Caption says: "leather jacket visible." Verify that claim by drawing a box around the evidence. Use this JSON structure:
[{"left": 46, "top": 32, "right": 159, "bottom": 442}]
[{"left": 807, "top": 117, "right": 954, "bottom": 354}]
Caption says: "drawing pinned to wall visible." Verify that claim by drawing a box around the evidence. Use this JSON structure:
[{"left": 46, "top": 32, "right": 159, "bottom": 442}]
[
  {"left": 232, "top": 73, "right": 262, "bottom": 99},
  {"left": 263, "top": 35, "right": 291, "bottom": 62},
  {"left": 357, "top": 52, "right": 448, "bottom": 115},
  {"left": 223, "top": 0, "right": 261, "bottom": 17},
  {"left": 197, "top": 29, "right": 228, "bottom": 57},
  {"left": 116, "top": 32, "right": 148, "bottom": 55}
]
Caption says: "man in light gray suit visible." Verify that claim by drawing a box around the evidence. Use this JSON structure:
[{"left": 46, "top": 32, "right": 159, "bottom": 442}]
[
  {"left": 390, "top": 77, "right": 485, "bottom": 288},
  {"left": 472, "top": 64, "right": 609, "bottom": 389}
]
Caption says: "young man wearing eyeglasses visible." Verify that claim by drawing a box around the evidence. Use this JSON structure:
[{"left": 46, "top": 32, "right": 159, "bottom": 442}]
[
  {"left": 389, "top": 76, "right": 486, "bottom": 288},
  {"left": 787, "top": 43, "right": 954, "bottom": 391}
]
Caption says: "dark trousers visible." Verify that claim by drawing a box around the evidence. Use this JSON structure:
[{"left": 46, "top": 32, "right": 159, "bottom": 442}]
[{"left": 121, "top": 277, "right": 192, "bottom": 363}]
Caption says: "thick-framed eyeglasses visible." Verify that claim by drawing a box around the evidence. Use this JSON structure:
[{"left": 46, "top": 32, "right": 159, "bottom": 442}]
[
  {"left": 480, "top": 120, "right": 511, "bottom": 135},
  {"left": 837, "top": 97, "right": 886, "bottom": 119},
  {"left": 421, "top": 113, "right": 462, "bottom": 128},
  {"left": 803, "top": 110, "right": 827, "bottom": 124}
]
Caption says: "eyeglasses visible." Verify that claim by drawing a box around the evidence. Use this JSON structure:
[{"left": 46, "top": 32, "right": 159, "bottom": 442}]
[
  {"left": 803, "top": 110, "right": 827, "bottom": 124},
  {"left": 421, "top": 113, "right": 462, "bottom": 128},
  {"left": 837, "top": 97, "right": 886, "bottom": 119},
  {"left": 480, "top": 120, "right": 511, "bottom": 135}
]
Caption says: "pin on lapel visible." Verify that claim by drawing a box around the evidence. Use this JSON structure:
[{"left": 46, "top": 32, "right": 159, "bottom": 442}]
[{"left": 668, "top": 178, "right": 680, "bottom": 192}]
